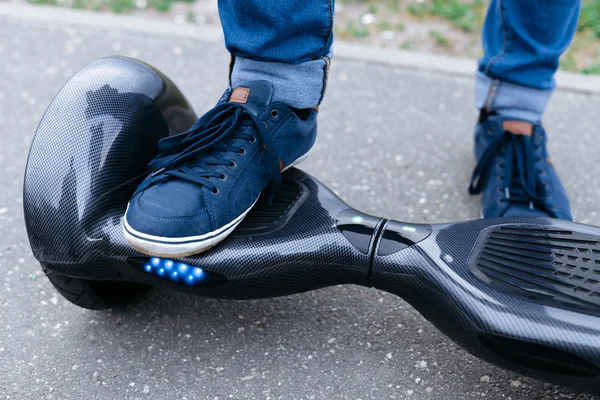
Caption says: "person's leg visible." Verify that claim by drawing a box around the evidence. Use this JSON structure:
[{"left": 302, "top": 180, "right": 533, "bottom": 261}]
[
  {"left": 476, "top": 0, "right": 581, "bottom": 123},
  {"left": 124, "top": 0, "right": 333, "bottom": 256},
  {"left": 470, "top": 0, "right": 580, "bottom": 220},
  {"left": 219, "top": 0, "right": 334, "bottom": 109}
]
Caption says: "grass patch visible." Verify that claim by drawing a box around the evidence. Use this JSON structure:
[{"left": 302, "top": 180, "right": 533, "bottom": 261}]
[
  {"left": 579, "top": 0, "right": 600, "bottom": 40},
  {"left": 405, "top": 0, "right": 486, "bottom": 32},
  {"left": 339, "top": 0, "right": 600, "bottom": 74},
  {"left": 26, "top": 0, "right": 189, "bottom": 13},
  {"left": 378, "top": 20, "right": 392, "bottom": 31},
  {"left": 335, "top": 19, "right": 370, "bottom": 39},
  {"left": 407, "top": 2, "right": 427, "bottom": 19},
  {"left": 429, "top": 0, "right": 485, "bottom": 33},
  {"left": 399, "top": 40, "right": 411, "bottom": 50},
  {"left": 429, "top": 30, "right": 450, "bottom": 47},
  {"left": 583, "top": 64, "right": 600, "bottom": 74},
  {"left": 25, "top": 0, "right": 600, "bottom": 74}
]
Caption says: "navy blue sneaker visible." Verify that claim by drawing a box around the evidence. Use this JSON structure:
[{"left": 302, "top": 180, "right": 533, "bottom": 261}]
[
  {"left": 469, "top": 111, "right": 572, "bottom": 220},
  {"left": 123, "top": 81, "right": 318, "bottom": 256}
]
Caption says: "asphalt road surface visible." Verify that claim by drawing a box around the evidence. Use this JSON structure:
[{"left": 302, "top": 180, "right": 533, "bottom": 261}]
[{"left": 2, "top": 12, "right": 600, "bottom": 400}]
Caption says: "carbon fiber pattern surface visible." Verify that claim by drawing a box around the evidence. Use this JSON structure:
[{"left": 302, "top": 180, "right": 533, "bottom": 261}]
[
  {"left": 23, "top": 56, "right": 373, "bottom": 299},
  {"left": 471, "top": 225, "right": 600, "bottom": 311},
  {"left": 232, "top": 176, "right": 308, "bottom": 235},
  {"left": 111, "top": 170, "right": 374, "bottom": 299},
  {"left": 23, "top": 56, "right": 600, "bottom": 396},
  {"left": 24, "top": 56, "right": 197, "bottom": 265},
  {"left": 371, "top": 218, "right": 600, "bottom": 395}
]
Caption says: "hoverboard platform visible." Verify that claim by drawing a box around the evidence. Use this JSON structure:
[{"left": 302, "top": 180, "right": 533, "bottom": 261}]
[{"left": 23, "top": 56, "right": 600, "bottom": 396}]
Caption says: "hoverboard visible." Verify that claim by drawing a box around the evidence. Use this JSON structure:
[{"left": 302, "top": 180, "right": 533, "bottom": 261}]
[{"left": 23, "top": 57, "right": 600, "bottom": 396}]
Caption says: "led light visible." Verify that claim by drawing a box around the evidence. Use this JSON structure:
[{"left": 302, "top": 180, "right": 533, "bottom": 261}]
[
  {"left": 142, "top": 257, "right": 206, "bottom": 285},
  {"left": 351, "top": 216, "right": 364, "bottom": 223},
  {"left": 177, "top": 263, "right": 189, "bottom": 273},
  {"left": 402, "top": 226, "right": 417, "bottom": 233}
]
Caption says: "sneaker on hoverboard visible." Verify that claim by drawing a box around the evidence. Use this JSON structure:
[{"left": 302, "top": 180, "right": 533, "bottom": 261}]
[
  {"left": 123, "top": 81, "right": 318, "bottom": 256},
  {"left": 469, "top": 111, "right": 572, "bottom": 220}
]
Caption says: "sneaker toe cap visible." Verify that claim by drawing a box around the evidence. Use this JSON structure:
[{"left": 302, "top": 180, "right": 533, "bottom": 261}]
[
  {"left": 137, "top": 180, "right": 206, "bottom": 218},
  {"left": 125, "top": 183, "right": 213, "bottom": 238}
]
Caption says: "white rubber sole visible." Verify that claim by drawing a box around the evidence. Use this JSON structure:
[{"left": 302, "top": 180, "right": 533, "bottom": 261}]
[
  {"left": 122, "top": 141, "right": 316, "bottom": 257},
  {"left": 123, "top": 201, "right": 256, "bottom": 257}
]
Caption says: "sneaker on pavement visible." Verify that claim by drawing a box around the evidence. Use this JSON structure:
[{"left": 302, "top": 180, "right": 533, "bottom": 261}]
[
  {"left": 123, "top": 80, "right": 318, "bottom": 256},
  {"left": 469, "top": 111, "right": 572, "bottom": 220}
]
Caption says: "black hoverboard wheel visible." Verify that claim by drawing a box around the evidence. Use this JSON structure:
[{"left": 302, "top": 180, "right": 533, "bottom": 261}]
[{"left": 24, "top": 57, "right": 600, "bottom": 395}]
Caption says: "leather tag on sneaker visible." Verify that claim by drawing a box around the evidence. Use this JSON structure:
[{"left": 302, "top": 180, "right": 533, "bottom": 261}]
[
  {"left": 503, "top": 121, "right": 532, "bottom": 136},
  {"left": 229, "top": 88, "right": 250, "bottom": 103}
]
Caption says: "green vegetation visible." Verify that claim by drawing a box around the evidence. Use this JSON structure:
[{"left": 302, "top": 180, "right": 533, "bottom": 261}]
[
  {"left": 583, "top": 64, "right": 600, "bottom": 75},
  {"left": 377, "top": 20, "right": 391, "bottom": 31},
  {"left": 27, "top": 0, "right": 193, "bottom": 13},
  {"left": 186, "top": 9, "right": 195, "bottom": 23},
  {"left": 25, "top": 0, "right": 600, "bottom": 75},
  {"left": 428, "top": 0, "right": 485, "bottom": 33},
  {"left": 429, "top": 30, "right": 450, "bottom": 48},
  {"left": 337, "top": 0, "right": 600, "bottom": 74},
  {"left": 407, "top": 2, "right": 427, "bottom": 19},
  {"left": 335, "top": 19, "right": 370, "bottom": 39},
  {"left": 579, "top": 0, "right": 600, "bottom": 40},
  {"left": 348, "top": 0, "right": 485, "bottom": 33}
]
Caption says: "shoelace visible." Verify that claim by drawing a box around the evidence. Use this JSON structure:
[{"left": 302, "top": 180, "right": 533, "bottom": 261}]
[
  {"left": 138, "top": 102, "right": 281, "bottom": 199},
  {"left": 468, "top": 130, "right": 556, "bottom": 217}
]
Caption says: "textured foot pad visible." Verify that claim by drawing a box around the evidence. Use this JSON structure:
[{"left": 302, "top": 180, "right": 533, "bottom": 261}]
[
  {"left": 470, "top": 225, "right": 600, "bottom": 313},
  {"left": 233, "top": 176, "right": 308, "bottom": 235}
]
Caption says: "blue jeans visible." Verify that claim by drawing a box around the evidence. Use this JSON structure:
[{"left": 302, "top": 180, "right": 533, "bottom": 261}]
[{"left": 219, "top": 0, "right": 580, "bottom": 120}]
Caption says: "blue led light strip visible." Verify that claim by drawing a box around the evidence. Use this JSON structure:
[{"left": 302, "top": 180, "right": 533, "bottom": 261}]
[{"left": 143, "top": 257, "right": 204, "bottom": 284}]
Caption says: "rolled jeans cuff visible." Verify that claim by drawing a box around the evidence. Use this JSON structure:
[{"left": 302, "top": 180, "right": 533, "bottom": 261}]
[
  {"left": 474, "top": 71, "right": 554, "bottom": 123},
  {"left": 230, "top": 53, "right": 331, "bottom": 109}
]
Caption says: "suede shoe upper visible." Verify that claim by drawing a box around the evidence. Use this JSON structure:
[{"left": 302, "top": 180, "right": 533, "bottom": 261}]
[
  {"left": 125, "top": 80, "right": 317, "bottom": 238},
  {"left": 469, "top": 113, "right": 572, "bottom": 220}
]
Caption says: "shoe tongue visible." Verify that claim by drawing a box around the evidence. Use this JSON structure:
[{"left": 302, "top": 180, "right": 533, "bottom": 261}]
[{"left": 226, "top": 80, "right": 274, "bottom": 116}]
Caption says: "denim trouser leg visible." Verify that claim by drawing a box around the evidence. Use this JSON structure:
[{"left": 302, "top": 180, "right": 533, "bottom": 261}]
[
  {"left": 475, "top": 0, "right": 581, "bottom": 123},
  {"left": 218, "top": 0, "right": 334, "bottom": 109}
]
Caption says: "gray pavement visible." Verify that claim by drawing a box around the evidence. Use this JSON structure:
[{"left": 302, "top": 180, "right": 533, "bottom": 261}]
[{"left": 2, "top": 11, "right": 600, "bottom": 400}]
